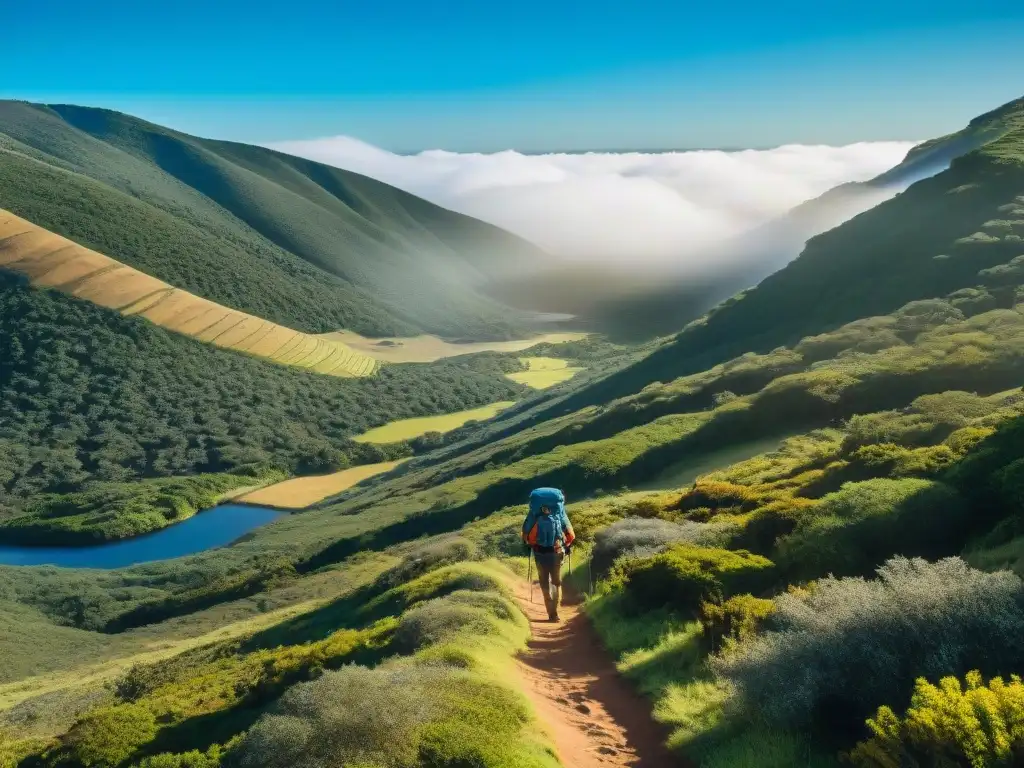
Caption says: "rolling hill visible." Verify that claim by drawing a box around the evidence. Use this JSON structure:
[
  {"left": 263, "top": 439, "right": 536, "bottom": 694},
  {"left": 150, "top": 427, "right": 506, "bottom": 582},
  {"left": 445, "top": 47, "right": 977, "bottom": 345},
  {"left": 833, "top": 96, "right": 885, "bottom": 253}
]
[
  {"left": 2, "top": 95, "right": 1024, "bottom": 768},
  {"left": 0, "top": 209, "right": 379, "bottom": 377},
  {"left": 0, "top": 100, "right": 548, "bottom": 341}
]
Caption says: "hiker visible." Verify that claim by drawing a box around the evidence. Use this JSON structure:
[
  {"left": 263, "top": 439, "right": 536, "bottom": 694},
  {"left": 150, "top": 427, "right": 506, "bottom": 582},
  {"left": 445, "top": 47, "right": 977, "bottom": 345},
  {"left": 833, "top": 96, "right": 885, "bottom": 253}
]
[{"left": 522, "top": 487, "right": 575, "bottom": 621}]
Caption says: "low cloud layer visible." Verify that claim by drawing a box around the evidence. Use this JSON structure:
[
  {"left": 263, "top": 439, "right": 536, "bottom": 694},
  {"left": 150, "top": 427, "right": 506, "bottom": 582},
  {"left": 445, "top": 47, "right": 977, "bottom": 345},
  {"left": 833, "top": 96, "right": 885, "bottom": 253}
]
[{"left": 270, "top": 137, "right": 916, "bottom": 267}]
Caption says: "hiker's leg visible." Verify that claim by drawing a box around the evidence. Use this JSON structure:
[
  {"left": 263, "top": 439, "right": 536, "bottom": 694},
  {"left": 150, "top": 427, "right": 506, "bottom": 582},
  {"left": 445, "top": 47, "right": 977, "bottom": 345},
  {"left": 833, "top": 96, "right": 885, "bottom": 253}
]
[
  {"left": 536, "top": 555, "right": 557, "bottom": 618},
  {"left": 550, "top": 553, "right": 564, "bottom": 617}
]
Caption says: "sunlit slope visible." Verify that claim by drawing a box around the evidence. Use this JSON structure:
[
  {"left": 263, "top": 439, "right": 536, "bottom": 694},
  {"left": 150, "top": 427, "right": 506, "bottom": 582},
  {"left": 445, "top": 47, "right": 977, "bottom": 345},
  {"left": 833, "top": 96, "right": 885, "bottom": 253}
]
[
  {"left": 0, "top": 209, "right": 378, "bottom": 376},
  {"left": 0, "top": 100, "right": 548, "bottom": 340}
]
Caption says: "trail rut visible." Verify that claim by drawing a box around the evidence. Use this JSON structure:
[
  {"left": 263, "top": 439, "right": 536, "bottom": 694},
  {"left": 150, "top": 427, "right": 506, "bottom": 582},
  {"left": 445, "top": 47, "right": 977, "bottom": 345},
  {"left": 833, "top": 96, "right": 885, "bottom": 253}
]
[{"left": 513, "top": 579, "right": 683, "bottom": 767}]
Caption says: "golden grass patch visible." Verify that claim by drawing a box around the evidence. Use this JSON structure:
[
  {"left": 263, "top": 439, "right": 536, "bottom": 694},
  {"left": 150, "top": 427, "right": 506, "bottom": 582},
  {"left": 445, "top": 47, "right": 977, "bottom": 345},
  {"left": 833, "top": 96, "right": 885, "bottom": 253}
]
[
  {"left": 236, "top": 460, "right": 408, "bottom": 509},
  {"left": 0, "top": 209, "right": 378, "bottom": 377},
  {"left": 353, "top": 402, "right": 516, "bottom": 443},
  {"left": 506, "top": 356, "right": 584, "bottom": 389},
  {"left": 321, "top": 330, "right": 588, "bottom": 363}
]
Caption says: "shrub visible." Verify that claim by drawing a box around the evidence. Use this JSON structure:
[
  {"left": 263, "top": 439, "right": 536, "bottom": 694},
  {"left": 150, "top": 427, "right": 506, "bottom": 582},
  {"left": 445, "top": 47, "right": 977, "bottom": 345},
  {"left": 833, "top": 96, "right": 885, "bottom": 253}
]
[
  {"left": 848, "top": 671, "right": 1024, "bottom": 768},
  {"left": 713, "top": 557, "right": 1024, "bottom": 731},
  {"left": 611, "top": 544, "right": 773, "bottom": 613},
  {"left": 58, "top": 703, "right": 157, "bottom": 767},
  {"left": 591, "top": 517, "right": 708, "bottom": 576},
  {"left": 379, "top": 537, "right": 479, "bottom": 588},
  {"left": 700, "top": 594, "right": 776, "bottom": 653},
  {"left": 228, "top": 664, "right": 446, "bottom": 768},
  {"left": 732, "top": 496, "right": 819, "bottom": 553},
  {"left": 393, "top": 591, "right": 516, "bottom": 652},
  {"left": 777, "top": 478, "right": 970, "bottom": 579},
  {"left": 135, "top": 746, "right": 224, "bottom": 768}
]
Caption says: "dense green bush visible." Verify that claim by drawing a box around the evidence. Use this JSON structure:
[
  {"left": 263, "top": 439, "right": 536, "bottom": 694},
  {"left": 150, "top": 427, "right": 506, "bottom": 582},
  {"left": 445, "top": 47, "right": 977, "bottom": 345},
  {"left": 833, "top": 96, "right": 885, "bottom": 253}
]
[
  {"left": 379, "top": 537, "right": 480, "bottom": 589},
  {"left": 227, "top": 664, "right": 442, "bottom": 768},
  {"left": 393, "top": 591, "right": 517, "bottom": 652},
  {"left": 0, "top": 275, "right": 523, "bottom": 512},
  {"left": 54, "top": 703, "right": 157, "bottom": 767},
  {"left": 777, "top": 479, "right": 970, "bottom": 579},
  {"left": 700, "top": 593, "right": 776, "bottom": 653},
  {"left": 610, "top": 544, "right": 773, "bottom": 613},
  {"left": 591, "top": 517, "right": 708, "bottom": 576},
  {"left": 135, "top": 746, "right": 224, "bottom": 768},
  {"left": 713, "top": 557, "right": 1024, "bottom": 730},
  {"left": 848, "top": 671, "right": 1024, "bottom": 768}
]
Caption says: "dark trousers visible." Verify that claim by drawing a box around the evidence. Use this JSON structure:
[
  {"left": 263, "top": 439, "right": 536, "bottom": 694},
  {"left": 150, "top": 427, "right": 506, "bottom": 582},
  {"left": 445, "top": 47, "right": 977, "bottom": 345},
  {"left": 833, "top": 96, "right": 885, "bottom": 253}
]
[{"left": 534, "top": 551, "right": 564, "bottom": 618}]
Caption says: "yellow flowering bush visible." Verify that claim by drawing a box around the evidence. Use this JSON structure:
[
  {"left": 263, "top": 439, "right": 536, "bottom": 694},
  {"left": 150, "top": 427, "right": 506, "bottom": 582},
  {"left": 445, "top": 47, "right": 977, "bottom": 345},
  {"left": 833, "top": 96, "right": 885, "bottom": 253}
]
[{"left": 849, "top": 671, "right": 1024, "bottom": 767}]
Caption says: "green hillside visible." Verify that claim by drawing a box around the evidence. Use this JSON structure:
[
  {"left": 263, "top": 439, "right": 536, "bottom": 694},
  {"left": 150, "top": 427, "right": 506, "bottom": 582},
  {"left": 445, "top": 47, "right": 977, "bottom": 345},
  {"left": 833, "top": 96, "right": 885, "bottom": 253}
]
[
  {"left": 0, "top": 272, "right": 526, "bottom": 524},
  {"left": 3, "top": 96, "right": 1024, "bottom": 768},
  {"left": 0, "top": 101, "right": 546, "bottom": 340}
]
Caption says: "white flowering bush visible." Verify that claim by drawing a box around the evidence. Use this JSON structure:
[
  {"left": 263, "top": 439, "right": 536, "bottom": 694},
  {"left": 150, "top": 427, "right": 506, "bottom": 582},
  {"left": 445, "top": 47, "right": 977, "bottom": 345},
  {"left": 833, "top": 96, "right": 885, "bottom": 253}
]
[
  {"left": 713, "top": 557, "right": 1024, "bottom": 729},
  {"left": 591, "top": 517, "right": 708, "bottom": 576}
]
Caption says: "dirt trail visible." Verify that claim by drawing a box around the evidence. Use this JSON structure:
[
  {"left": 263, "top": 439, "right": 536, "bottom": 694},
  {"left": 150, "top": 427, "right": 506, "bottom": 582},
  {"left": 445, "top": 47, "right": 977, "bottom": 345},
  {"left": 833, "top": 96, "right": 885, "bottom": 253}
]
[{"left": 512, "top": 579, "right": 683, "bottom": 767}]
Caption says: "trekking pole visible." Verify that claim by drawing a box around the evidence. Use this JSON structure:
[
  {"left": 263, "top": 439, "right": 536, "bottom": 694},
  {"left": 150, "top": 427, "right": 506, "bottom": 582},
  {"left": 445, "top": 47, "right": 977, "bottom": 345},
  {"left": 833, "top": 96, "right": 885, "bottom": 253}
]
[{"left": 527, "top": 550, "right": 534, "bottom": 604}]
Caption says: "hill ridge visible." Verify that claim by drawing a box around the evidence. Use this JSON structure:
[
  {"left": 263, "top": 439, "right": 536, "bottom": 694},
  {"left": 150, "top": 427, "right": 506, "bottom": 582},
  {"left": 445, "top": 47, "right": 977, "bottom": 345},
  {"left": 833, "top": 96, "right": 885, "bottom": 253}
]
[{"left": 0, "top": 208, "right": 380, "bottom": 376}]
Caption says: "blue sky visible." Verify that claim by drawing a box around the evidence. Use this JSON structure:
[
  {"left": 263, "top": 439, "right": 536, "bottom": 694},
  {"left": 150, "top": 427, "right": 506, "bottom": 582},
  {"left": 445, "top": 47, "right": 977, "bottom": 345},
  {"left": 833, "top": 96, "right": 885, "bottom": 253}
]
[{"left": 4, "top": 0, "right": 1024, "bottom": 151}]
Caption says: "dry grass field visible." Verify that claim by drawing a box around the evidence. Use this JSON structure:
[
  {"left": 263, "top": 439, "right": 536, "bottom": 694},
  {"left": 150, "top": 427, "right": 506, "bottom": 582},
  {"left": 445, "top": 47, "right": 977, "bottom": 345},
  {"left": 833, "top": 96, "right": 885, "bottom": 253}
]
[
  {"left": 505, "top": 356, "right": 584, "bottom": 389},
  {"left": 352, "top": 401, "right": 516, "bottom": 443},
  {"left": 0, "top": 209, "right": 379, "bottom": 377},
  {"left": 235, "top": 460, "right": 408, "bottom": 508},
  {"left": 323, "top": 330, "right": 588, "bottom": 363}
]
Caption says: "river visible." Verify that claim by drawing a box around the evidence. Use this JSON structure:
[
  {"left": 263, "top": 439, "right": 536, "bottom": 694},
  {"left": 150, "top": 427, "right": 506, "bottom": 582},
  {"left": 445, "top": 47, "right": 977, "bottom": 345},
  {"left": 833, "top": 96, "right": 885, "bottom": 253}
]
[{"left": 0, "top": 504, "right": 283, "bottom": 569}]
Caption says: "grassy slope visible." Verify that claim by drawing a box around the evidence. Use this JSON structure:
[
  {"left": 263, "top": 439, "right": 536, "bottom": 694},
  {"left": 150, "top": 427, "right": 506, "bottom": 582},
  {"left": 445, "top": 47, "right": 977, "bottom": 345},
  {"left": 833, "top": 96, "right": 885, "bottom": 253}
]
[
  {"left": 2, "top": 99, "right": 1024, "bottom": 768},
  {"left": 0, "top": 100, "right": 547, "bottom": 340}
]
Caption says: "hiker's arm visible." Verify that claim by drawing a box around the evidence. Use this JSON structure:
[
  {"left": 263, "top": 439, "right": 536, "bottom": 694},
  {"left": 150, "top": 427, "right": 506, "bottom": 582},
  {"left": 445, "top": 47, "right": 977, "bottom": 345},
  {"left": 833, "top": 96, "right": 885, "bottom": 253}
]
[
  {"left": 561, "top": 512, "right": 576, "bottom": 549},
  {"left": 521, "top": 510, "right": 537, "bottom": 543}
]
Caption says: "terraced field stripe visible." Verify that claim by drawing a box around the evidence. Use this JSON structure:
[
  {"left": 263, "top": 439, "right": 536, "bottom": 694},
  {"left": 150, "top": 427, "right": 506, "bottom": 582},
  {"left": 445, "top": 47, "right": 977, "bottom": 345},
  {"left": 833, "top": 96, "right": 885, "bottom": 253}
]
[
  {"left": 117, "top": 288, "right": 175, "bottom": 315},
  {"left": 310, "top": 344, "right": 345, "bottom": 374},
  {"left": 53, "top": 263, "right": 124, "bottom": 293},
  {"left": 206, "top": 316, "right": 250, "bottom": 345},
  {"left": 265, "top": 331, "right": 302, "bottom": 360},
  {"left": 190, "top": 310, "right": 234, "bottom": 339},
  {"left": 288, "top": 338, "right": 320, "bottom": 366},
  {"left": 230, "top": 321, "right": 274, "bottom": 352},
  {"left": 6, "top": 243, "right": 78, "bottom": 274},
  {"left": 271, "top": 333, "right": 308, "bottom": 363},
  {"left": 0, "top": 229, "right": 35, "bottom": 252}
]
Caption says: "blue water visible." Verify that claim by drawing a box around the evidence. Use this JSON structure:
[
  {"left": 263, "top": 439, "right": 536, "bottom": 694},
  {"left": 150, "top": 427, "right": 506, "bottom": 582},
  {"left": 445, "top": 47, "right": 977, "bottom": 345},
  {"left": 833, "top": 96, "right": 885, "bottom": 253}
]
[{"left": 0, "top": 504, "right": 284, "bottom": 569}]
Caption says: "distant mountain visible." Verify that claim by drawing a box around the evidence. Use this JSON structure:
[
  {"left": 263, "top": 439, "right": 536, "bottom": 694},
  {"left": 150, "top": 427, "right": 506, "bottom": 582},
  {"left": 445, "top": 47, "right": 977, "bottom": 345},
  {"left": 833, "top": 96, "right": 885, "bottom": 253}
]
[
  {"left": 497, "top": 97, "right": 1024, "bottom": 341},
  {"left": 0, "top": 101, "right": 549, "bottom": 341},
  {"left": 557, "top": 94, "right": 1024, "bottom": 404}
]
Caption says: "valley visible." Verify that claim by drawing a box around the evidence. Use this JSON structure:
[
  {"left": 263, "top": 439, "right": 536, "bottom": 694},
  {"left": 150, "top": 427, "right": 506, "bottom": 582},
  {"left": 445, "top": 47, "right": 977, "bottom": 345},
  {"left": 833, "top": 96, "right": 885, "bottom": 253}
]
[{"left": 1, "top": 93, "right": 1024, "bottom": 768}]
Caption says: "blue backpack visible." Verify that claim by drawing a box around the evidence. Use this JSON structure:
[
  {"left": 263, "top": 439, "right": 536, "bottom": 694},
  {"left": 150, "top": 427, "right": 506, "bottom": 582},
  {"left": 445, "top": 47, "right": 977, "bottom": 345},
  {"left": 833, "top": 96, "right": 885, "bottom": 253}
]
[{"left": 525, "top": 487, "right": 567, "bottom": 548}]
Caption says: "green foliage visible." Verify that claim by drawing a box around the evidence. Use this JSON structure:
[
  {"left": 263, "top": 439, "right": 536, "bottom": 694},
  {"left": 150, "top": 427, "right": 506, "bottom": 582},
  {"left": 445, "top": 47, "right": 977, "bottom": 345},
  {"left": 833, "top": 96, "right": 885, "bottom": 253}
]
[
  {"left": 700, "top": 594, "right": 776, "bottom": 653},
  {"left": 778, "top": 479, "right": 970, "bottom": 579},
  {"left": 713, "top": 557, "right": 1024, "bottom": 730},
  {"left": 393, "top": 590, "right": 520, "bottom": 652},
  {"left": 54, "top": 703, "right": 157, "bottom": 768},
  {"left": 0, "top": 472, "right": 282, "bottom": 544},
  {"left": 378, "top": 537, "right": 480, "bottom": 589},
  {"left": 591, "top": 517, "right": 708, "bottom": 576},
  {"left": 226, "top": 664, "right": 442, "bottom": 768},
  {"left": 849, "top": 671, "right": 1024, "bottom": 768},
  {"left": 135, "top": 746, "right": 224, "bottom": 768},
  {"left": 610, "top": 544, "right": 773, "bottom": 614},
  {"left": 0, "top": 275, "right": 523, "bottom": 514}
]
